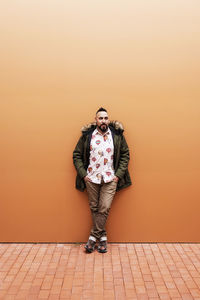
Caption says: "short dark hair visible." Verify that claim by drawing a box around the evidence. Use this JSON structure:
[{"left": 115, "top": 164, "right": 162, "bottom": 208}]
[{"left": 96, "top": 107, "right": 107, "bottom": 115}]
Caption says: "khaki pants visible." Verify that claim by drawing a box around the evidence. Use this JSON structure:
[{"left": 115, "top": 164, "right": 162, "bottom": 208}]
[{"left": 85, "top": 180, "right": 117, "bottom": 240}]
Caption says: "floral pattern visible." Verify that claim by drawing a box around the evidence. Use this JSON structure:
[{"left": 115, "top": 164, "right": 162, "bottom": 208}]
[{"left": 87, "top": 128, "right": 115, "bottom": 183}]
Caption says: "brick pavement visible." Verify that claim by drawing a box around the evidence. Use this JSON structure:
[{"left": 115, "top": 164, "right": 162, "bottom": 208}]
[{"left": 0, "top": 243, "right": 200, "bottom": 299}]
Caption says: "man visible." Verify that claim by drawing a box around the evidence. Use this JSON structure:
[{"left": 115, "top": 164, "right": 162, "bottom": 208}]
[{"left": 73, "top": 107, "right": 131, "bottom": 253}]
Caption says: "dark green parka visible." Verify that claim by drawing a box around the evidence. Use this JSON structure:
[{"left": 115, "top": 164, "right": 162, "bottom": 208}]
[{"left": 73, "top": 121, "right": 132, "bottom": 192}]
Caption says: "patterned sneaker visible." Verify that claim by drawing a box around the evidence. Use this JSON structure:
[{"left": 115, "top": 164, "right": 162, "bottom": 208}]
[
  {"left": 97, "top": 236, "right": 107, "bottom": 253},
  {"left": 84, "top": 236, "right": 97, "bottom": 253}
]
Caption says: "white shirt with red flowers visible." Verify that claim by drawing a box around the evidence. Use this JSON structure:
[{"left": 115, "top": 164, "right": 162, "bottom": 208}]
[{"left": 87, "top": 128, "right": 115, "bottom": 184}]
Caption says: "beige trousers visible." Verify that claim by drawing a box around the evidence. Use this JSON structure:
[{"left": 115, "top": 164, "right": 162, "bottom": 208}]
[{"left": 85, "top": 180, "right": 117, "bottom": 240}]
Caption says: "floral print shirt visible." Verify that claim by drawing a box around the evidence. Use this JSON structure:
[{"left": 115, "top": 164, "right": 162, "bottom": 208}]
[{"left": 87, "top": 128, "right": 115, "bottom": 184}]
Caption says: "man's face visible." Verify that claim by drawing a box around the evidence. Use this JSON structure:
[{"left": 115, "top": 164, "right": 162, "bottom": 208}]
[{"left": 95, "top": 111, "right": 110, "bottom": 133}]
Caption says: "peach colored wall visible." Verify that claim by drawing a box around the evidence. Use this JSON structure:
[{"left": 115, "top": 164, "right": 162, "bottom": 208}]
[{"left": 0, "top": 1, "right": 200, "bottom": 242}]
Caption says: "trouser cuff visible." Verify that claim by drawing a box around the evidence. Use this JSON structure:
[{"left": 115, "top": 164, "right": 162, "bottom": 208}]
[
  {"left": 89, "top": 235, "right": 97, "bottom": 242},
  {"left": 100, "top": 236, "right": 107, "bottom": 241}
]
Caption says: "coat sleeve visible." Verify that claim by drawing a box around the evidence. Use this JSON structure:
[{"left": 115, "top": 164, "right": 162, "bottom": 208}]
[
  {"left": 115, "top": 135, "right": 130, "bottom": 179},
  {"left": 73, "top": 135, "right": 87, "bottom": 179}
]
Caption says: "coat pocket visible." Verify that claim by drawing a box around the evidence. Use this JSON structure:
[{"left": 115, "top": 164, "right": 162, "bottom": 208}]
[{"left": 76, "top": 174, "right": 86, "bottom": 191}]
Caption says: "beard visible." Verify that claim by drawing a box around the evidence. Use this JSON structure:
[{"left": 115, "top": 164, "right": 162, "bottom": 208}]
[{"left": 98, "top": 124, "right": 108, "bottom": 132}]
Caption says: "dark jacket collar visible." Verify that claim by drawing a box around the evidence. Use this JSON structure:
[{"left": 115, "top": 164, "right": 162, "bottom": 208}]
[{"left": 81, "top": 120, "right": 124, "bottom": 136}]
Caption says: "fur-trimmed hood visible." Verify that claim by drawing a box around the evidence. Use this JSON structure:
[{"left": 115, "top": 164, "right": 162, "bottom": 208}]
[{"left": 81, "top": 120, "right": 124, "bottom": 135}]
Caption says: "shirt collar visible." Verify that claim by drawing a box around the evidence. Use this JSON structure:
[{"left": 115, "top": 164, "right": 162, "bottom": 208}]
[{"left": 93, "top": 127, "right": 111, "bottom": 136}]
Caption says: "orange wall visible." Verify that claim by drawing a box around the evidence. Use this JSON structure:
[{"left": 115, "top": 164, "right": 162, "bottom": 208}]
[{"left": 0, "top": 1, "right": 200, "bottom": 242}]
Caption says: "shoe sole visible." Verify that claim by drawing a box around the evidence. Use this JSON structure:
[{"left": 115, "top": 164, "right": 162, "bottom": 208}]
[
  {"left": 84, "top": 245, "right": 95, "bottom": 253},
  {"left": 97, "top": 248, "right": 107, "bottom": 253}
]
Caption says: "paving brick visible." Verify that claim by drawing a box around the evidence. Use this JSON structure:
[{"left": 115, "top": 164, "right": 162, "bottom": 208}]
[
  {"left": 0, "top": 243, "right": 200, "bottom": 299},
  {"left": 38, "top": 289, "right": 50, "bottom": 299},
  {"left": 180, "top": 294, "right": 194, "bottom": 300}
]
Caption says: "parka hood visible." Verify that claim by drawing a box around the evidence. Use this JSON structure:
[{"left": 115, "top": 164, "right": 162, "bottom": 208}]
[{"left": 81, "top": 120, "right": 124, "bottom": 135}]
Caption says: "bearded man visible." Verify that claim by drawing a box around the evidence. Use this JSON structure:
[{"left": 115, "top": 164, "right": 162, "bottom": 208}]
[{"left": 73, "top": 107, "right": 131, "bottom": 253}]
